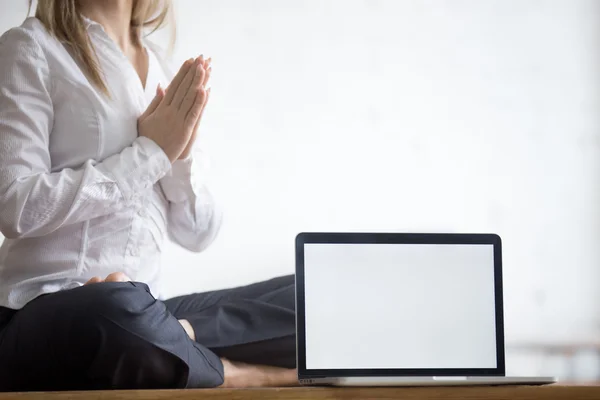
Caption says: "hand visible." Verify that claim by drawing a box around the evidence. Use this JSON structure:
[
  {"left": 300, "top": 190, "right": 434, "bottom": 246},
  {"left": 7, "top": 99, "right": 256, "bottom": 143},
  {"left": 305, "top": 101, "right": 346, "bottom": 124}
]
[
  {"left": 138, "top": 57, "right": 207, "bottom": 162},
  {"left": 84, "top": 272, "right": 130, "bottom": 285},
  {"left": 219, "top": 359, "right": 298, "bottom": 388},
  {"left": 148, "top": 56, "right": 211, "bottom": 161},
  {"left": 176, "top": 56, "right": 212, "bottom": 160}
]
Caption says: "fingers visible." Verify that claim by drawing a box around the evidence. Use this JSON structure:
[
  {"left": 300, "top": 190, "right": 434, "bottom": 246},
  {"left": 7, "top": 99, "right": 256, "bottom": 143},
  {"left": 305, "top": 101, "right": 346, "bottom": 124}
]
[
  {"left": 84, "top": 276, "right": 102, "bottom": 285},
  {"left": 178, "top": 87, "right": 209, "bottom": 160},
  {"left": 179, "top": 61, "right": 205, "bottom": 116},
  {"left": 138, "top": 84, "right": 164, "bottom": 120},
  {"left": 84, "top": 272, "right": 130, "bottom": 286},
  {"left": 198, "top": 57, "right": 211, "bottom": 117},
  {"left": 192, "top": 87, "right": 210, "bottom": 134},
  {"left": 105, "top": 272, "right": 131, "bottom": 283},
  {"left": 157, "top": 83, "right": 166, "bottom": 97},
  {"left": 184, "top": 87, "right": 207, "bottom": 130},
  {"left": 181, "top": 87, "right": 209, "bottom": 159},
  {"left": 201, "top": 87, "right": 211, "bottom": 117},
  {"left": 164, "top": 58, "right": 195, "bottom": 106},
  {"left": 193, "top": 87, "right": 210, "bottom": 135},
  {"left": 203, "top": 58, "right": 212, "bottom": 87},
  {"left": 202, "top": 67, "right": 211, "bottom": 89},
  {"left": 173, "top": 58, "right": 203, "bottom": 110}
]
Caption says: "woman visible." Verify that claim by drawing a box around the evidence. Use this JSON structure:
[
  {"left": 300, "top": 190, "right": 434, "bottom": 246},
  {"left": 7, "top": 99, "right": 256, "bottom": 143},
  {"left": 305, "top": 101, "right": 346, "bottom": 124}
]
[{"left": 0, "top": 0, "right": 296, "bottom": 391}]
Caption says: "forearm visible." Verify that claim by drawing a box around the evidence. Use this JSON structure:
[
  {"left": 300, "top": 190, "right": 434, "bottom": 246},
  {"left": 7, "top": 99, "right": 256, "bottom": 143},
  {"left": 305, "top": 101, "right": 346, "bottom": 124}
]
[{"left": 0, "top": 138, "right": 171, "bottom": 239}]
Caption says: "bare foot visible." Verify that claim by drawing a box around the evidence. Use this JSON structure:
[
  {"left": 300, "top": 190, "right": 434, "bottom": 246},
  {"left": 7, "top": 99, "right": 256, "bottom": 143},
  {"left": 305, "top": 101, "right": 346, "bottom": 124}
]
[
  {"left": 178, "top": 319, "right": 196, "bottom": 341},
  {"left": 220, "top": 358, "right": 298, "bottom": 388}
]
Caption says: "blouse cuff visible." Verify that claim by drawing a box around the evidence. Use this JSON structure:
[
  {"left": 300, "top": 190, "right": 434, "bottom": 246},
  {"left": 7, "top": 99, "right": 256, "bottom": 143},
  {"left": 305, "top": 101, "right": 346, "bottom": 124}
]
[
  {"left": 110, "top": 136, "right": 172, "bottom": 201},
  {"left": 160, "top": 156, "right": 196, "bottom": 203}
]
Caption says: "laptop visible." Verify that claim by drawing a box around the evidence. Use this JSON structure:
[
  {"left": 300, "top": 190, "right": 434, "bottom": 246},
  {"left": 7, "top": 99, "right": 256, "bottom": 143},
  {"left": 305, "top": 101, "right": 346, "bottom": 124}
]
[{"left": 294, "top": 232, "right": 556, "bottom": 386}]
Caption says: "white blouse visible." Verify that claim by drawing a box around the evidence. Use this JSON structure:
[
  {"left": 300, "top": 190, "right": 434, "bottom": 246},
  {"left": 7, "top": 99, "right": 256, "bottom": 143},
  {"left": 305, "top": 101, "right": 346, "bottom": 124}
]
[{"left": 0, "top": 17, "right": 221, "bottom": 309}]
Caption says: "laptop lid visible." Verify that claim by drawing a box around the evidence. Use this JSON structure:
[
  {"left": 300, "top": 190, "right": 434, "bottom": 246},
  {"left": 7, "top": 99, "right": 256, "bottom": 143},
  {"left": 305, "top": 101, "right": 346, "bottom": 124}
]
[{"left": 295, "top": 232, "right": 505, "bottom": 379}]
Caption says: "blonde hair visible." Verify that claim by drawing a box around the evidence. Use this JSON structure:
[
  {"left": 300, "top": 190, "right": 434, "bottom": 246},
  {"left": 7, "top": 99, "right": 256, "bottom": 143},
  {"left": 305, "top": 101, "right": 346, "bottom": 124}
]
[{"left": 28, "top": 0, "right": 175, "bottom": 95}]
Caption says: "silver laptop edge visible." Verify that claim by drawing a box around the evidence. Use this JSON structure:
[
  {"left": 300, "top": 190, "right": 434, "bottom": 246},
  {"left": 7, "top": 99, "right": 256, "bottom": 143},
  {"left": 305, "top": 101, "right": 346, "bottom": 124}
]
[{"left": 303, "top": 376, "right": 555, "bottom": 386}]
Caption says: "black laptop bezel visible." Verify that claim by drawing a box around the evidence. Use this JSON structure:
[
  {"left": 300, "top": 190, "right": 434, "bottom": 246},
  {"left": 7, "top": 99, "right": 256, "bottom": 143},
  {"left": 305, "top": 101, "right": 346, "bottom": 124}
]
[{"left": 295, "top": 232, "right": 505, "bottom": 379}]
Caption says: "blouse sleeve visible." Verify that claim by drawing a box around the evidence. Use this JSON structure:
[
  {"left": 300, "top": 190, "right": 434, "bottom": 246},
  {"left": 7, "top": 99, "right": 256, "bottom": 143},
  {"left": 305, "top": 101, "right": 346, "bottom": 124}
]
[{"left": 0, "top": 27, "right": 172, "bottom": 239}]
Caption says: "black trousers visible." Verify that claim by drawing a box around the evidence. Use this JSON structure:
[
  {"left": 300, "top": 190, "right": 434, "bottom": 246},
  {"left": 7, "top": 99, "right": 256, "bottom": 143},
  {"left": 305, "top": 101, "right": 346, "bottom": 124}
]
[{"left": 0, "top": 275, "right": 295, "bottom": 392}]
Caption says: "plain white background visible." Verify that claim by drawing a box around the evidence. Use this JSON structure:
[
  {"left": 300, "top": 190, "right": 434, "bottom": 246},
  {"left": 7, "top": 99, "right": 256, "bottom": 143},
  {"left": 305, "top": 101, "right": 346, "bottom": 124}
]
[
  {"left": 1, "top": 0, "right": 599, "bottom": 379},
  {"left": 303, "top": 243, "right": 497, "bottom": 370}
]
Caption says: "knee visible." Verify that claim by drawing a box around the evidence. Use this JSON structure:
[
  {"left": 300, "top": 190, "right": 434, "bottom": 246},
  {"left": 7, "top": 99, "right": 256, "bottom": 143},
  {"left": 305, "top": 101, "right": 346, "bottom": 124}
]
[
  {"left": 69, "top": 283, "right": 189, "bottom": 388},
  {"left": 280, "top": 274, "right": 295, "bottom": 286},
  {"left": 61, "top": 282, "right": 164, "bottom": 359},
  {"left": 266, "top": 275, "right": 295, "bottom": 292},
  {"left": 265, "top": 275, "right": 295, "bottom": 310},
  {"left": 82, "top": 281, "right": 156, "bottom": 318},
  {"left": 73, "top": 281, "right": 163, "bottom": 342}
]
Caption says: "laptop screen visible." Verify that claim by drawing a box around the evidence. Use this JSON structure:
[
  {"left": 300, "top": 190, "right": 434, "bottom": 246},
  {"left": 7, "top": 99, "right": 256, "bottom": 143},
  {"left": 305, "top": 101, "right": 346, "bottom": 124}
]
[{"left": 302, "top": 241, "right": 498, "bottom": 371}]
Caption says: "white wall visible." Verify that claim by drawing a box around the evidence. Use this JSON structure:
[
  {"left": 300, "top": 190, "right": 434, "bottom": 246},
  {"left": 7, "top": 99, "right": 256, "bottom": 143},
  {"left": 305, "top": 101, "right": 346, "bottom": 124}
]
[{"left": 1, "top": 0, "right": 599, "bottom": 378}]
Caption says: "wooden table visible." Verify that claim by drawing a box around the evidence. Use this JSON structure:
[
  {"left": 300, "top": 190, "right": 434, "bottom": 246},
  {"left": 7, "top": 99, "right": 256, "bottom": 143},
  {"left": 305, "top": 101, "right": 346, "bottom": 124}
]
[{"left": 1, "top": 385, "right": 599, "bottom": 400}]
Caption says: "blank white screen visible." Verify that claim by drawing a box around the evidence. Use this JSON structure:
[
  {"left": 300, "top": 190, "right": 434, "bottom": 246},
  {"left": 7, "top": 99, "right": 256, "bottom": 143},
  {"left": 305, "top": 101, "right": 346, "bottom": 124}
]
[{"left": 303, "top": 243, "right": 497, "bottom": 370}]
